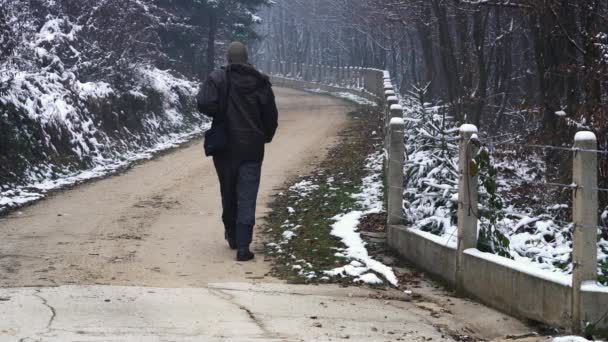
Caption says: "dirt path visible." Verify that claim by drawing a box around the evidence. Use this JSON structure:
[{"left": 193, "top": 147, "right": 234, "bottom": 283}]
[
  {"left": 0, "top": 87, "right": 552, "bottom": 341},
  {"left": 0, "top": 87, "right": 351, "bottom": 288}
]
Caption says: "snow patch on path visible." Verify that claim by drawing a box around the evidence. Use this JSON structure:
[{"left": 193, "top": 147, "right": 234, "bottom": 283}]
[
  {"left": 553, "top": 337, "right": 598, "bottom": 342},
  {"left": 324, "top": 151, "right": 399, "bottom": 286},
  {"left": 304, "top": 88, "right": 378, "bottom": 107}
]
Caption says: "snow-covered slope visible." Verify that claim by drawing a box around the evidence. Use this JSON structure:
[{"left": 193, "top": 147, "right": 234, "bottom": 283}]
[{"left": 0, "top": 1, "right": 209, "bottom": 212}]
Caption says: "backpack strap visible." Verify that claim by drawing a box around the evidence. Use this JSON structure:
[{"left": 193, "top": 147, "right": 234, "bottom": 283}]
[{"left": 220, "top": 67, "right": 231, "bottom": 122}]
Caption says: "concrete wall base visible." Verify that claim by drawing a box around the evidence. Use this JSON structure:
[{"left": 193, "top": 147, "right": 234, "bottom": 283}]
[{"left": 388, "top": 224, "right": 608, "bottom": 331}]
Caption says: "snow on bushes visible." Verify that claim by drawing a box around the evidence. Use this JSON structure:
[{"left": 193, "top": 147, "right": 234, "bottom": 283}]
[
  {"left": 402, "top": 96, "right": 459, "bottom": 244},
  {"left": 0, "top": 1, "right": 208, "bottom": 212},
  {"left": 401, "top": 95, "right": 608, "bottom": 285}
]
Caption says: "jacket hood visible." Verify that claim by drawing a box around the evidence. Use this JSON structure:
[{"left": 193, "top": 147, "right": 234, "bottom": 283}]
[{"left": 225, "top": 63, "right": 269, "bottom": 94}]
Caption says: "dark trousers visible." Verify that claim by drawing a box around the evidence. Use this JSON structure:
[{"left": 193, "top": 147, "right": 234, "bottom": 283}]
[{"left": 213, "top": 156, "right": 262, "bottom": 249}]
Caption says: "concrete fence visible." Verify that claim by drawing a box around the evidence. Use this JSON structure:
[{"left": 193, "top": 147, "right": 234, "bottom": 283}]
[
  {"left": 386, "top": 125, "right": 608, "bottom": 333},
  {"left": 259, "top": 60, "right": 385, "bottom": 100},
  {"left": 257, "top": 60, "right": 608, "bottom": 334}
]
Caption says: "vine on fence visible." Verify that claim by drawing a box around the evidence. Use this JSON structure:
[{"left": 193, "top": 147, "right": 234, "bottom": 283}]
[
  {"left": 475, "top": 147, "right": 511, "bottom": 258},
  {"left": 600, "top": 259, "right": 608, "bottom": 285}
]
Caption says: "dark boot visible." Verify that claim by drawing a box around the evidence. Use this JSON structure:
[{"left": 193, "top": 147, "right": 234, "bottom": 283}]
[
  {"left": 225, "top": 231, "right": 237, "bottom": 250},
  {"left": 236, "top": 248, "right": 255, "bottom": 261}
]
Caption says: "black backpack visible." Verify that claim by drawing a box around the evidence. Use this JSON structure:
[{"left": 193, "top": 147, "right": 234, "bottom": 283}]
[{"left": 203, "top": 67, "right": 231, "bottom": 157}]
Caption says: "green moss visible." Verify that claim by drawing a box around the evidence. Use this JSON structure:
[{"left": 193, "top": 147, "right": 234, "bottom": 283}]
[{"left": 261, "top": 104, "right": 383, "bottom": 284}]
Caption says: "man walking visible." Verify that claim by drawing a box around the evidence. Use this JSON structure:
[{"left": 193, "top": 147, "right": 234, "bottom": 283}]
[{"left": 197, "top": 42, "right": 278, "bottom": 261}]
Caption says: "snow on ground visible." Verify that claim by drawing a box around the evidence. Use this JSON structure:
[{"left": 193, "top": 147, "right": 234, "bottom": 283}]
[
  {"left": 0, "top": 10, "right": 208, "bottom": 213},
  {"left": 324, "top": 150, "right": 398, "bottom": 286},
  {"left": 398, "top": 94, "right": 608, "bottom": 285},
  {"left": 304, "top": 88, "right": 377, "bottom": 107},
  {"left": 331, "top": 92, "right": 378, "bottom": 107},
  {"left": 553, "top": 337, "right": 598, "bottom": 342},
  {"left": 265, "top": 148, "right": 398, "bottom": 286},
  {"left": 0, "top": 123, "right": 209, "bottom": 212}
]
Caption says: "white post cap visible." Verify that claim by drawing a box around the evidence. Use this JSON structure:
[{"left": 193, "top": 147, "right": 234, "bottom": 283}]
[
  {"left": 574, "top": 131, "right": 597, "bottom": 142},
  {"left": 460, "top": 124, "right": 478, "bottom": 134},
  {"left": 390, "top": 117, "right": 404, "bottom": 125}
]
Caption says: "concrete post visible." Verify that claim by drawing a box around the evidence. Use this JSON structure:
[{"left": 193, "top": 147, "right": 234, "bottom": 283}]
[
  {"left": 383, "top": 86, "right": 394, "bottom": 131},
  {"left": 384, "top": 90, "right": 395, "bottom": 110},
  {"left": 346, "top": 67, "right": 352, "bottom": 87},
  {"left": 386, "top": 96, "right": 399, "bottom": 136},
  {"left": 390, "top": 104, "right": 402, "bottom": 120},
  {"left": 387, "top": 118, "right": 405, "bottom": 226},
  {"left": 386, "top": 104, "right": 403, "bottom": 155},
  {"left": 571, "top": 131, "right": 599, "bottom": 333},
  {"left": 317, "top": 65, "right": 322, "bottom": 83},
  {"left": 363, "top": 69, "right": 371, "bottom": 93},
  {"left": 320, "top": 65, "right": 325, "bottom": 83},
  {"left": 456, "top": 124, "right": 480, "bottom": 293},
  {"left": 375, "top": 70, "right": 384, "bottom": 98},
  {"left": 335, "top": 66, "right": 339, "bottom": 85}
]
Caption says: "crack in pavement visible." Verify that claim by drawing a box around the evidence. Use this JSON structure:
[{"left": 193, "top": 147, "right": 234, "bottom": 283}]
[
  {"left": 33, "top": 289, "right": 57, "bottom": 330},
  {"left": 207, "top": 288, "right": 303, "bottom": 342},
  {"left": 206, "top": 284, "right": 409, "bottom": 301},
  {"left": 16, "top": 289, "right": 57, "bottom": 342}
]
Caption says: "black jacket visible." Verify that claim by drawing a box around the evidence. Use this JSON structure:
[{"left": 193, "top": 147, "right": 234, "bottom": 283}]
[{"left": 197, "top": 63, "right": 279, "bottom": 162}]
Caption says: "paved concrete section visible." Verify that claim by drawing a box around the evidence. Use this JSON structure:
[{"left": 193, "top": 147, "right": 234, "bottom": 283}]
[
  {"left": 1, "top": 284, "right": 460, "bottom": 342},
  {"left": 0, "top": 87, "right": 351, "bottom": 288}
]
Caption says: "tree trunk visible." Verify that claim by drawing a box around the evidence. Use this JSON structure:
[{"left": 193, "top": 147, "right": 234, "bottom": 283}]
[{"left": 206, "top": 10, "right": 217, "bottom": 77}]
